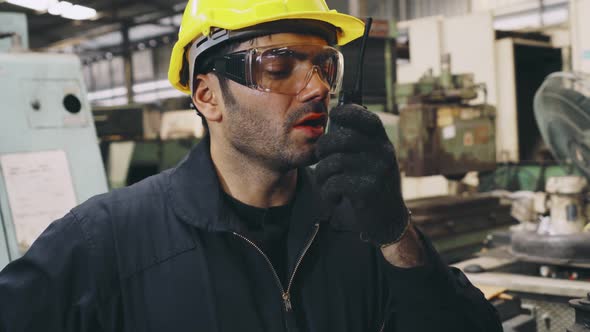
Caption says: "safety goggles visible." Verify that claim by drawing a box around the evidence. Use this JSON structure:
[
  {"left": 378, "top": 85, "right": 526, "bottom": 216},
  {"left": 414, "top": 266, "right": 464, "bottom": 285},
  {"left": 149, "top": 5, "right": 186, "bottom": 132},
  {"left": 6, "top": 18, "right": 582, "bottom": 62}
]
[{"left": 202, "top": 44, "right": 344, "bottom": 96}]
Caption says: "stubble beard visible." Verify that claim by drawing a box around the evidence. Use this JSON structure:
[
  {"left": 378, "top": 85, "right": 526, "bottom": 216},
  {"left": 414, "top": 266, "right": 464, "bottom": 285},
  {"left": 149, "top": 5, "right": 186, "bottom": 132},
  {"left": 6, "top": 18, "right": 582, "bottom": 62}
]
[{"left": 222, "top": 90, "right": 324, "bottom": 172}]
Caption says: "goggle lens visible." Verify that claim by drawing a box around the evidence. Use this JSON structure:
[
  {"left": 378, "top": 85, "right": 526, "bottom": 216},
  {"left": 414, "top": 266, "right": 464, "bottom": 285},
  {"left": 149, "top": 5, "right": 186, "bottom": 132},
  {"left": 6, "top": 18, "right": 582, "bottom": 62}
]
[
  {"left": 253, "top": 45, "right": 342, "bottom": 95},
  {"left": 206, "top": 44, "right": 343, "bottom": 96}
]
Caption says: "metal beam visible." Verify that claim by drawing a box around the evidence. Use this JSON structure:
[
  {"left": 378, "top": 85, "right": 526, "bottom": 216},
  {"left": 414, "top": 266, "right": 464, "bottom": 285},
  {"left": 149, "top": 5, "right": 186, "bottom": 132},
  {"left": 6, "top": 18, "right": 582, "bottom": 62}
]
[
  {"left": 539, "top": 0, "right": 545, "bottom": 26},
  {"left": 384, "top": 0, "right": 395, "bottom": 20},
  {"left": 78, "top": 30, "right": 176, "bottom": 60},
  {"left": 37, "top": 6, "right": 183, "bottom": 50},
  {"left": 399, "top": 0, "right": 409, "bottom": 21},
  {"left": 30, "top": 0, "right": 184, "bottom": 50},
  {"left": 348, "top": 0, "right": 368, "bottom": 16},
  {"left": 34, "top": 23, "right": 121, "bottom": 50},
  {"left": 121, "top": 22, "right": 134, "bottom": 104},
  {"left": 349, "top": 0, "right": 360, "bottom": 16}
]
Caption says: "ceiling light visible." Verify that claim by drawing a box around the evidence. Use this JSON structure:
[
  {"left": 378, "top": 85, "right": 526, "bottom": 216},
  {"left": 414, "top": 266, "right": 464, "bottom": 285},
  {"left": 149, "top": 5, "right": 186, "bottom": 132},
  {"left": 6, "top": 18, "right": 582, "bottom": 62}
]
[
  {"left": 48, "top": 1, "right": 72, "bottom": 15},
  {"left": 60, "top": 4, "right": 97, "bottom": 20},
  {"left": 6, "top": 0, "right": 52, "bottom": 11},
  {"left": 6, "top": 0, "right": 97, "bottom": 20}
]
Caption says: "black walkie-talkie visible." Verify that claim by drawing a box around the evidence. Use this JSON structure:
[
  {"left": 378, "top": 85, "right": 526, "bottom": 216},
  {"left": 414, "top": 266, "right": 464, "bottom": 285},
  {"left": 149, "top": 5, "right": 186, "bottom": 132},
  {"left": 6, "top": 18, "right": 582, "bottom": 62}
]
[{"left": 338, "top": 17, "right": 373, "bottom": 107}]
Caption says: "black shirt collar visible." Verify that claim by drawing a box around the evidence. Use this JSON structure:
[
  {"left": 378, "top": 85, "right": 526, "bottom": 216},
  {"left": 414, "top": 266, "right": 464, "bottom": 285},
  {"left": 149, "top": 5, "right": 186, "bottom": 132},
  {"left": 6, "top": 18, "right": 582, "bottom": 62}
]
[
  {"left": 166, "top": 137, "right": 331, "bottom": 233},
  {"left": 222, "top": 191, "right": 292, "bottom": 230}
]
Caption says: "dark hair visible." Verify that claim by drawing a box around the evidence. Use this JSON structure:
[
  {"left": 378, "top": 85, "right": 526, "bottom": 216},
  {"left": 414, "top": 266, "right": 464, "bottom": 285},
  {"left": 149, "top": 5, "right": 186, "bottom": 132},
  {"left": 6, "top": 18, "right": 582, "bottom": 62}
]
[{"left": 192, "top": 39, "right": 245, "bottom": 135}]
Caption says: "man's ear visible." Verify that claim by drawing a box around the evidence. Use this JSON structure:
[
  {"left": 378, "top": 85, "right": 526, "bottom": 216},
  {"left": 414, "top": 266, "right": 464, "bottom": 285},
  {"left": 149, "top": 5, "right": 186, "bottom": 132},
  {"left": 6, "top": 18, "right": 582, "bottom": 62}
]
[{"left": 192, "top": 73, "right": 222, "bottom": 123}]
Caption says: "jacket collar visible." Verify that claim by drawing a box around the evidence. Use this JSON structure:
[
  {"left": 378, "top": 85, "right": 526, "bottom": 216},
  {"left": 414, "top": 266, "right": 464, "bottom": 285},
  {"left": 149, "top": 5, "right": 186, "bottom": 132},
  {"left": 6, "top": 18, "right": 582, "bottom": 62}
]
[{"left": 166, "top": 138, "right": 331, "bottom": 233}]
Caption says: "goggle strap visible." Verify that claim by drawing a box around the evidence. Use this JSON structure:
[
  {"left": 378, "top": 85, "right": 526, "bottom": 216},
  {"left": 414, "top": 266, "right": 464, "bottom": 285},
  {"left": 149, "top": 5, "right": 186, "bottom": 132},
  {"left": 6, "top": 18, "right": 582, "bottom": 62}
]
[
  {"left": 189, "top": 29, "right": 231, "bottom": 93},
  {"left": 212, "top": 52, "right": 249, "bottom": 87}
]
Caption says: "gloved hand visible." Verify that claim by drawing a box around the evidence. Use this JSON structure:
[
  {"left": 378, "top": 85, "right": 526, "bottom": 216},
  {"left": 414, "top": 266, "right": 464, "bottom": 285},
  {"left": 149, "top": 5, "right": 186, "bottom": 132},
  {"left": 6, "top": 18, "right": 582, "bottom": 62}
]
[{"left": 315, "top": 103, "right": 410, "bottom": 246}]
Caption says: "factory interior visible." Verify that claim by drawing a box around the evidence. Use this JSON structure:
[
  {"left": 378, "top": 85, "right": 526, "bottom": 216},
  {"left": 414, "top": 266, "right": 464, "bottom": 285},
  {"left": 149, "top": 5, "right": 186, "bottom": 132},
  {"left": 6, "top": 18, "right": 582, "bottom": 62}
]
[{"left": 1, "top": 0, "right": 590, "bottom": 331}]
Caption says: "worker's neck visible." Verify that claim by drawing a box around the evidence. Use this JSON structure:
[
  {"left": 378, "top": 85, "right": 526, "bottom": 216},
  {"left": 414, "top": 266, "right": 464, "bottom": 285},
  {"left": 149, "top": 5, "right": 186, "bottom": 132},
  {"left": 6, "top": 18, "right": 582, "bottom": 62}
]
[{"left": 209, "top": 138, "right": 298, "bottom": 209}]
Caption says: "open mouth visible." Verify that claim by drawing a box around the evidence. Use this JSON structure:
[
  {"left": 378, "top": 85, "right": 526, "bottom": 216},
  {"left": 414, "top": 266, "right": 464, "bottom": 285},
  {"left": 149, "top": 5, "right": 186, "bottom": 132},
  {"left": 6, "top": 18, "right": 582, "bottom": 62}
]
[{"left": 294, "top": 113, "right": 328, "bottom": 129}]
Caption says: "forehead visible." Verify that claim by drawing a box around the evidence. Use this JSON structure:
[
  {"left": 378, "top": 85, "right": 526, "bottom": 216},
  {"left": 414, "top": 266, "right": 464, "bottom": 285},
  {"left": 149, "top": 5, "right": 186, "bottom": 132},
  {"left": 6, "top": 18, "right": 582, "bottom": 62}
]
[{"left": 234, "top": 33, "right": 328, "bottom": 51}]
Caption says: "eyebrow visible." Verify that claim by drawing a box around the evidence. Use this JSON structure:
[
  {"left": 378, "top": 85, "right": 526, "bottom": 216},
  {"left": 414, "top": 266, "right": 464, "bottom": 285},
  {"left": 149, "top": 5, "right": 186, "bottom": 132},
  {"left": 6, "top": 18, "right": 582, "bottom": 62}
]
[{"left": 271, "top": 49, "right": 308, "bottom": 61}]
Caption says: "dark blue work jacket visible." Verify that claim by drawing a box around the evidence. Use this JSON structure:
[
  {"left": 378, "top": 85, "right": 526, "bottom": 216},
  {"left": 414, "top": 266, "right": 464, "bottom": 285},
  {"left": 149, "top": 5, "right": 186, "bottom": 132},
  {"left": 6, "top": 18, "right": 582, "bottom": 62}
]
[{"left": 0, "top": 139, "right": 502, "bottom": 332}]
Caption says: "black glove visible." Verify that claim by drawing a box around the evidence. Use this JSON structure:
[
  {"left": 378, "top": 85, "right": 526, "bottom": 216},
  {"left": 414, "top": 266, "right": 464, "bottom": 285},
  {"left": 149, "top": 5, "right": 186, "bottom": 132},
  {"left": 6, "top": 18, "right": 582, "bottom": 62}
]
[{"left": 315, "top": 104, "right": 410, "bottom": 246}]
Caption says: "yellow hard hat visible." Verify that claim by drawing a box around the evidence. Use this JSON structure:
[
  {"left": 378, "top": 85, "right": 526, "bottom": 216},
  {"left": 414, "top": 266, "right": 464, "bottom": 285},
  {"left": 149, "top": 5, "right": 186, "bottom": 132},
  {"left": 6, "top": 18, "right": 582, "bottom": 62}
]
[{"left": 168, "top": 0, "right": 366, "bottom": 95}]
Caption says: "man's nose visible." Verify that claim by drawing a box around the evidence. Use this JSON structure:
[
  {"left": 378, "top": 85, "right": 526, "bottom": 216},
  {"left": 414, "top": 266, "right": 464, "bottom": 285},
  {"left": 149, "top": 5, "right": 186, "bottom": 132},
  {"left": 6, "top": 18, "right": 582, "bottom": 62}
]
[{"left": 297, "top": 67, "right": 330, "bottom": 103}]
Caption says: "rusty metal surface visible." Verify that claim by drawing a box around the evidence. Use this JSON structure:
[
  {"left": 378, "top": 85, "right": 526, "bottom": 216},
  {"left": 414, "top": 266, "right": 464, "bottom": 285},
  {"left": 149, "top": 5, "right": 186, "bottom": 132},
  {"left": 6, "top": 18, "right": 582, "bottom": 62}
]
[
  {"left": 511, "top": 232, "right": 590, "bottom": 266},
  {"left": 407, "top": 195, "right": 515, "bottom": 240},
  {"left": 398, "top": 103, "right": 496, "bottom": 177},
  {"left": 408, "top": 195, "right": 501, "bottom": 214}
]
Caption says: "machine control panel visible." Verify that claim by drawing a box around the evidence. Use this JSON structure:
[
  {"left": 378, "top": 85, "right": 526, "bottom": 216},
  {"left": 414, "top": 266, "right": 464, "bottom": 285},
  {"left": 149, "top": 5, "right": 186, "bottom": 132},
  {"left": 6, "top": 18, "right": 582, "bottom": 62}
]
[{"left": 0, "top": 53, "right": 107, "bottom": 269}]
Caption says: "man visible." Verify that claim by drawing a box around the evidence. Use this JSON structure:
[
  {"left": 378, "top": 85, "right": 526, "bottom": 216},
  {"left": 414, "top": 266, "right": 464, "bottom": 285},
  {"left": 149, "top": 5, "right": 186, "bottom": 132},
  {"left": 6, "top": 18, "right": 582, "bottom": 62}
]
[{"left": 0, "top": 1, "right": 502, "bottom": 331}]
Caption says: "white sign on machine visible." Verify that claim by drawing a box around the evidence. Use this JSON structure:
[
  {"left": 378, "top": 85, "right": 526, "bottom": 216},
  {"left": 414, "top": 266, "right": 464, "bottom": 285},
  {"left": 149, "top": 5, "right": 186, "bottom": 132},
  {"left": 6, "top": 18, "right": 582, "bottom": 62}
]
[
  {"left": 0, "top": 150, "right": 77, "bottom": 252},
  {"left": 0, "top": 16, "right": 108, "bottom": 270}
]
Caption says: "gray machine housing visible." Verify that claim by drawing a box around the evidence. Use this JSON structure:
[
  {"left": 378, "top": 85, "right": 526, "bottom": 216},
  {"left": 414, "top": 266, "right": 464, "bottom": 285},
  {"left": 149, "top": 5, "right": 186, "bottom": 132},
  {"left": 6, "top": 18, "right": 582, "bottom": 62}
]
[{"left": 0, "top": 52, "right": 108, "bottom": 269}]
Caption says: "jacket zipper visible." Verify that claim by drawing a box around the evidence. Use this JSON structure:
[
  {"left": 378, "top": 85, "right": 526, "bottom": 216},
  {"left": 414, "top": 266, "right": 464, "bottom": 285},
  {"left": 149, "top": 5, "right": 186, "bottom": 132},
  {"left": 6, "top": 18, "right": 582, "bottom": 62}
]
[
  {"left": 235, "top": 224, "right": 386, "bottom": 332},
  {"left": 233, "top": 222, "right": 320, "bottom": 313}
]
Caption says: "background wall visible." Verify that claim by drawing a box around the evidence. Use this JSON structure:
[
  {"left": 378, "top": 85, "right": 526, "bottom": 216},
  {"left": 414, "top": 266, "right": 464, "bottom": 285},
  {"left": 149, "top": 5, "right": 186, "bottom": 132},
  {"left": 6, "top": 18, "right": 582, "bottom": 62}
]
[{"left": 325, "top": 0, "right": 568, "bottom": 27}]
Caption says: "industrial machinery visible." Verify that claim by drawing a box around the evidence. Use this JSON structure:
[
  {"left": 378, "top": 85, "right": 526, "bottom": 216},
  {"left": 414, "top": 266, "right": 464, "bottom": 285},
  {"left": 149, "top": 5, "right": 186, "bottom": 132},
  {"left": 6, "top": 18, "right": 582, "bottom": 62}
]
[
  {"left": 339, "top": 18, "right": 398, "bottom": 113},
  {"left": 93, "top": 98, "right": 203, "bottom": 189},
  {"left": 491, "top": 294, "right": 538, "bottom": 332},
  {"left": 393, "top": 55, "right": 512, "bottom": 262},
  {"left": 512, "top": 71, "right": 590, "bottom": 263},
  {"left": 93, "top": 103, "right": 162, "bottom": 142},
  {"left": 567, "top": 292, "right": 590, "bottom": 332},
  {"left": 456, "top": 72, "right": 590, "bottom": 332},
  {"left": 406, "top": 195, "right": 515, "bottom": 263},
  {"left": 396, "top": 54, "right": 496, "bottom": 178},
  {"left": 0, "top": 12, "right": 28, "bottom": 53},
  {"left": 0, "top": 14, "right": 108, "bottom": 270}
]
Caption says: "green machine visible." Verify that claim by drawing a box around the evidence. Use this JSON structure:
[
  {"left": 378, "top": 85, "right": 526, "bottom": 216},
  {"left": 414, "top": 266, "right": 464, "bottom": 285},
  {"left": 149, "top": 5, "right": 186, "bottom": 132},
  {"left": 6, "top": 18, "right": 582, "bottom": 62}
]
[
  {"left": 394, "top": 55, "right": 511, "bottom": 263},
  {"left": 0, "top": 14, "right": 108, "bottom": 269},
  {"left": 92, "top": 100, "right": 201, "bottom": 189},
  {"left": 396, "top": 54, "right": 496, "bottom": 178}
]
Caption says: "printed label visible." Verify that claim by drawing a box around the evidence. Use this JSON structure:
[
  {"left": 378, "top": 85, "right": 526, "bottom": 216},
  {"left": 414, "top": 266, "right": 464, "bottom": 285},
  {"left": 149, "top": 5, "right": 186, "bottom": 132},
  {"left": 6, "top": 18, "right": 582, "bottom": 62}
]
[{"left": 442, "top": 125, "right": 456, "bottom": 140}]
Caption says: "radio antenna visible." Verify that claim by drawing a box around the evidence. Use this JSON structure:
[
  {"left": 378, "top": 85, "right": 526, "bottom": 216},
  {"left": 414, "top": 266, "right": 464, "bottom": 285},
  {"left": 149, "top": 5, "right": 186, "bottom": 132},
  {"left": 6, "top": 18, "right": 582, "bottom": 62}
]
[{"left": 338, "top": 17, "right": 373, "bottom": 106}]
